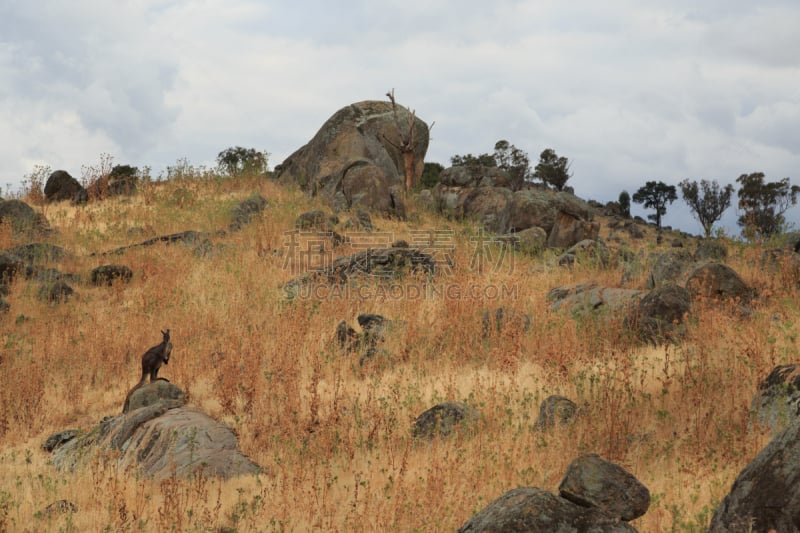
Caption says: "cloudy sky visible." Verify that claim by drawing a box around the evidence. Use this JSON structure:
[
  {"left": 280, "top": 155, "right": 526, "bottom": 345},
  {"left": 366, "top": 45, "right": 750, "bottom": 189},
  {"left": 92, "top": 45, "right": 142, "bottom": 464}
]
[{"left": 2, "top": 0, "right": 799, "bottom": 234}]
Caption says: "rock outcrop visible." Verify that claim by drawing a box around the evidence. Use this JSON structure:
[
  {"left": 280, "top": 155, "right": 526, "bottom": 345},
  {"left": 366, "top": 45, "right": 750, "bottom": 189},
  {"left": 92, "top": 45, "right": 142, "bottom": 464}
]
[
  {"left": 458, "top": 454, "right": 648, "bottom": 532},
  {"left": 283, "top": 246, "right": 436, "bottom": 296},
  {"left": 625, "top": 284, "right": 691, "bottom": 343},
  {"left": 49, "top": 382, "right": 259, "bottom": 480},
  {"left": 548, "top": 283, "right": 644, "bottom": 318},
  {"left": 710, "top": 416, "right": 800, "bottom": 532},
  {"left": 275, "top": 100, "right": 429, "bottom": 217},
  {"left": 685, "top": 262, "right": 754, "bottom": 304},
  {"left": 431, "top": 184, "right": 595, "bottom": 248},
  {"left": 646, "top": 249, "right": 695, "bottom": 289}
]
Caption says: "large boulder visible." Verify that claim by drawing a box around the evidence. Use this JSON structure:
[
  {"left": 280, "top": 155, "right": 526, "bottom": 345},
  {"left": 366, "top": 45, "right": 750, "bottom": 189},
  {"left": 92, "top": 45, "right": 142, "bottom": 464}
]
[
  {"left": 123, "top": 380, "right": 186, "bottom": 414},
  {"left": 458, "top": 487, "right": 638, "bottom": 532},
  {"left": 558, "top": 454, "right": 650, "bottom": 521},
  {"left": 709, "top": 416, "right": 800, "bottom": 532},
  {"left": 548, "top": 283, "right": 645, "bottom": 318},
  {"left": 0, "top": 199, "right": 50, "bottom": 237},
  {"left": 44, "top": 170, "right": 85, "bottom": 203},
  {"left": 685, "top": 262, "right": 754, "bottom": 304},
  {"left": 646, "top": 249, "right": 695, "bottom": 289},
  {"left": 283, "top": 246, "right": 436, "bottom": 296},
  {"left": 751, "top": 364, "right": 800, "bottom": 434},
  {"left": 50, "top": 382, "right": 259, "bottom": 480},
  {"left": 458, "top": 455, "right": 648, "bottom": 532},
  {"left": 508, "top": 189, "right": 559, "bottom": 233},
  {"left": 274, "top": 100, "right": 429, "bottom": 217},
  {"left": 512, "top": 226, "right": 547, "bottom": 255},
  {"left": 295, "top": 210, "right": 337, "bottom": 231},
  {"left": 547, "top": 211, "right": 600, "bottom": 249},
  {"left": 625, "top": 284, "right": 691, "bottom": 343},
  {"left": 460, "top": 187, "right": 514, "bottom": 234},
  {"left": 432, "top": 185, "right": 594, "bottom": 241}
]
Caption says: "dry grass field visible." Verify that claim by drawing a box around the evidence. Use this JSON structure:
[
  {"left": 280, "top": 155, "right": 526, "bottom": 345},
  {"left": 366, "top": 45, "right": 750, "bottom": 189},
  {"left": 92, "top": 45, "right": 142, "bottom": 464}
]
[{"left": 0, "top": 172, "right": 797, "bottom": 532}]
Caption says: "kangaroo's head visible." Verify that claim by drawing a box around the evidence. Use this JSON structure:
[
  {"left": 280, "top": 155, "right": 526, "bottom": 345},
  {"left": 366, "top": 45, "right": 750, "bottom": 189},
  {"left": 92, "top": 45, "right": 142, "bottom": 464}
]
[{"left": 161, "top": 329, "right": 172, "bottom": 363}]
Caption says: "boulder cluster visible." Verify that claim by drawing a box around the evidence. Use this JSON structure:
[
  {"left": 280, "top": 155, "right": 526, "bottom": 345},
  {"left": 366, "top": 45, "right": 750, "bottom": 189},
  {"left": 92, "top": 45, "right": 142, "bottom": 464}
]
[{"left": 459, "top": 454, "right": 650, "bottom": 532}]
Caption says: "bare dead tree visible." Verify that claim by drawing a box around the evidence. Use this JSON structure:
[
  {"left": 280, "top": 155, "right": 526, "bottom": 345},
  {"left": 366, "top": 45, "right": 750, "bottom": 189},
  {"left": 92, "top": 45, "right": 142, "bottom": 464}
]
[{"left": 383, "top": 89, "right": 433, "bottom": 192}]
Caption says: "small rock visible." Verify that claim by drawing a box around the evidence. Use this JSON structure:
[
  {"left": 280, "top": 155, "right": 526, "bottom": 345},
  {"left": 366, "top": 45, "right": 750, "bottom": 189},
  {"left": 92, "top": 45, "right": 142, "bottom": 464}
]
[
  {"left": 412, "top": 402, "right": 480, "bottom": 440},
  {"left": 42, "top": 430, "right": 78, "bottom": 452},
  {"left": 37, "top": 281, "right": 75, "bottom": 303},
  {"left": 91, "top": 265, "right": 133, "bottom": 286},
  {"left": 41, "top": 499, "right": 78, "bottom": 517},
  {"left": 295, "top": 210, "right": 330, "bottom": 231},
  {"left": 533, "top": 395, "right": 581, "bottom": 430},
  {"left": 558, "top": 453, "right": 650, "bottom": 521},
  {"left": 336, "top": 320, "right": 360, "bottom": 352}
]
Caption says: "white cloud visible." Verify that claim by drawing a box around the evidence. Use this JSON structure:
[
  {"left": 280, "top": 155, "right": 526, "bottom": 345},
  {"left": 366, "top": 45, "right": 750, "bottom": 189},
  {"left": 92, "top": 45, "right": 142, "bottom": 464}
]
[{"left": 1, "top": 0, "right": 798, "bottom": 232}]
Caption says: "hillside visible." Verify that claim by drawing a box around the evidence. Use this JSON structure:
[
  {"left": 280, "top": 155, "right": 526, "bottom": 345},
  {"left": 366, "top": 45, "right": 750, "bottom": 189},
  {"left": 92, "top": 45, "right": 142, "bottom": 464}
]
[{"left": 0, "top": 171, "right": 798, "bottom": 531}]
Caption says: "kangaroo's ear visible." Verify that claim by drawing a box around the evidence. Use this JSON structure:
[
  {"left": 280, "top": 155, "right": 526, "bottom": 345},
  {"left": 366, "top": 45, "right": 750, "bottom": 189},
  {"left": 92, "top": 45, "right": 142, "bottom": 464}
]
[{"left": 161, "top": 329, "right": 166, "bottom": 335}]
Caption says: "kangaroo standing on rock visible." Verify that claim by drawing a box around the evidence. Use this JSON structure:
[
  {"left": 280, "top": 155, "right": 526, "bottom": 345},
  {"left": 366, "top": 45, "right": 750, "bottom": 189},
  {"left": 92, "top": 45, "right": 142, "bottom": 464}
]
[
  {"left": 123, "top": 329, "right": 173, "bottom": 413},
  {"left": 140, "top": 329, "right": 172, "bottom": 383}
]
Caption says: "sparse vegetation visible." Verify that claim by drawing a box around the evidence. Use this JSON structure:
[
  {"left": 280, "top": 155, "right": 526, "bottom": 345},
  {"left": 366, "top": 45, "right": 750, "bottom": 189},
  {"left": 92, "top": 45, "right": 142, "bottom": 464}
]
[
  {"left": 618, "top": 190, "right": 631, "bottom": 218},
  {"left": 679, "top": 179, "right": 734, "bottom": 238},
  {"left": 0, "top": 160, "right": 796, "bottom": 532},
  {"left": 633, "top": 181, "right": 678, "bottom": 229},
  {"left": 451, "top": 139, "right": 532, "bottom": 189},
  {"left": 533, "top": 148, "right": 572, "bottom": 191},
  {"left": 216, "top": 147, "right": 270, "bottom": 178},
  {"left": 419, "top": 162, "right": 444, "bottom": 189},
  {"left": 736, "top": 172, "right": 799, "bottom": 240}
]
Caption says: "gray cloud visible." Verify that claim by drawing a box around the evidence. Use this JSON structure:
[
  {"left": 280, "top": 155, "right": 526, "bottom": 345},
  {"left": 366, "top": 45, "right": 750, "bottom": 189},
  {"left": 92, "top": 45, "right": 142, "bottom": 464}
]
[{"left": 1, "top": 0, "right": 798, "bottom": 232}]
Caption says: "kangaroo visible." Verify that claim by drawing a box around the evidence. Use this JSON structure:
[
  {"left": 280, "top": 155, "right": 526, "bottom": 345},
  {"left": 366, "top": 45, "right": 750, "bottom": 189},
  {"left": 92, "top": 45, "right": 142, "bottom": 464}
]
[
  {"left": 122, "top": 329, "right": 173, "bottom": 413},
  {"left": 140, "top": 329, "right": 172, "bottom": 383}
]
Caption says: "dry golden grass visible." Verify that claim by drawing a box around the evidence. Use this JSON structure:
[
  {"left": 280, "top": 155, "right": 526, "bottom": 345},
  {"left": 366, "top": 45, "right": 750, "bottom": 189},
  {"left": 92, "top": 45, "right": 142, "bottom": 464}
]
[{"left": 0, "top": 174, "right": 797, "bottom": 532}]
